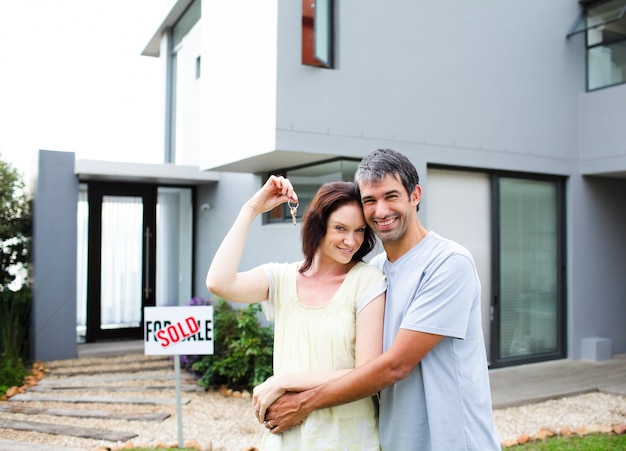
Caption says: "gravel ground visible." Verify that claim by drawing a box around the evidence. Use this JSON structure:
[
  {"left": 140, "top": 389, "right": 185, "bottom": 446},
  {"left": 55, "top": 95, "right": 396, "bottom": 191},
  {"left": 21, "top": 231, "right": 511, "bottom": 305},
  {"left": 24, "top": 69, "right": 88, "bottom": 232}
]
[{"left": 0, "top": 355, "right": 625, "bottom": 450}]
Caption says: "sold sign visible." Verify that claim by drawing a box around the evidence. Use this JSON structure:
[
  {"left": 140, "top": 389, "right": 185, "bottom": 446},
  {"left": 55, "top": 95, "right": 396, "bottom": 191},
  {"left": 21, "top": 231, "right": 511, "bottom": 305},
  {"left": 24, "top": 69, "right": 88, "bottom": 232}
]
[{"left": 144, "top": 306, "right": 214, "bottom": 355}]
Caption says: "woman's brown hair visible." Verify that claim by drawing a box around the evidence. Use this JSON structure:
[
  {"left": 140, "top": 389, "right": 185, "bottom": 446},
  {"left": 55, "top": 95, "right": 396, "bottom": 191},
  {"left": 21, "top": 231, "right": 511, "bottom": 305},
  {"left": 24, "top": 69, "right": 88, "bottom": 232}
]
[{"left": 299, "top": 181, "right": 376, "bottom": 273}]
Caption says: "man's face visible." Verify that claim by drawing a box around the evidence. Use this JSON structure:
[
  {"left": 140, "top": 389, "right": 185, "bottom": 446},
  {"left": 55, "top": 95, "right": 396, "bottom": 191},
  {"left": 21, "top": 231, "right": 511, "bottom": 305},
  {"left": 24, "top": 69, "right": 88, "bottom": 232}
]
[{"left": 358, "top": 174, "right": 419, "bottom": 244}]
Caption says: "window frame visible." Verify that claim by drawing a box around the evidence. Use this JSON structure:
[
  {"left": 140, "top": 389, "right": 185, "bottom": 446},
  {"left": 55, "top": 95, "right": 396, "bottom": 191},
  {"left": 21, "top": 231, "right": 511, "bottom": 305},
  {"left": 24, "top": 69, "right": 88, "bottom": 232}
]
[
  {"left": 567, "top": 0, "right": 626, "bottom": 91},
  {"left": 428, "top": 164, "right": 567, "bottom": 369},
  {"left": 302, "top": 0, "right": 335, "bottom": 68},
  {"left": 264, "top": 157, "right": 360, "bottom": 224}
]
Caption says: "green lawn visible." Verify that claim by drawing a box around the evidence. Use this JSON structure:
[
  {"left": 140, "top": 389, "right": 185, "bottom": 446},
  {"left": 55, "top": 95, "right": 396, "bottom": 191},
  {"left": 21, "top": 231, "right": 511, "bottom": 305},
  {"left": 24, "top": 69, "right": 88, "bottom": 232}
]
[
  {"left": 510, "top": 433, "right": 626, "bottom": 450},
  {"left": 123, "top": 434, "right": 626, "bottom": 451}
]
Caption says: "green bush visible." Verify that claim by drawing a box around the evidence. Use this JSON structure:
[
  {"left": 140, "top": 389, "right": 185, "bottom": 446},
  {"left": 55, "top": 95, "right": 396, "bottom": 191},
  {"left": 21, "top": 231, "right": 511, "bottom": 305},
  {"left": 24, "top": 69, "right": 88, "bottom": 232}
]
[
  {"left": 0, "top": 287, "right": 32, "bottom": 360},
  {"left": 189, "top": 299, "right": 274, "bottom": 391},
  {"left": 0, "top": 287, "right": 31, "bottom": 396},
  {"left": 0, "top": 355, "right": 28, "bottom": 396},
  {"left": 0, "top": 156, "right": 31, "bottom": 289},
  {"left": 0, "top": 156, "right": 32, "bottom": 396}
]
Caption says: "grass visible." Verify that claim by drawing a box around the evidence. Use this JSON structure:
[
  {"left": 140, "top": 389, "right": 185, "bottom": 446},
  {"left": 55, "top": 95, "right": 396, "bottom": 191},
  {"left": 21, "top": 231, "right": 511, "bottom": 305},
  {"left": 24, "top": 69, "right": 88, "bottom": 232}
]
[
  {"left": 122, "top": 434, "right": 626, "bottom": 451},
  {"left": 510, "top": 433, "right": 626, "bottom": 450}
]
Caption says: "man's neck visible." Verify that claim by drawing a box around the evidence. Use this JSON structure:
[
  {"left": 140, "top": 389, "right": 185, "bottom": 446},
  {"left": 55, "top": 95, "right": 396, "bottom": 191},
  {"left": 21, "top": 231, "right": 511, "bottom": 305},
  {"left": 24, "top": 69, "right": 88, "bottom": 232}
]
[{"left": 384, "top": 223, "right": 429, "bottom": 263}]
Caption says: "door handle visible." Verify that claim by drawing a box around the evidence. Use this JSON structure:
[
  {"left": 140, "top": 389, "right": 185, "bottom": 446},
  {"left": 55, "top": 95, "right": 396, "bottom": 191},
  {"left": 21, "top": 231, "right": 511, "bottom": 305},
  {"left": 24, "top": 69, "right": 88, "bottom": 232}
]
[{"left": 144, "top": 226, "right": 152, "bottom": 300}]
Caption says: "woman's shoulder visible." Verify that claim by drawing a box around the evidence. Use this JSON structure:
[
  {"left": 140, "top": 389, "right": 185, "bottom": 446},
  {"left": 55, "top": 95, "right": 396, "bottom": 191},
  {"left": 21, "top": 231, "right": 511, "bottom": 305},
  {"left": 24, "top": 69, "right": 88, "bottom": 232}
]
[
  {"left": 261, "top": 261, "right": 301, "bottom": 278},
  {"left": 350, "top": 261, "right": 385, "bottom": 279}
]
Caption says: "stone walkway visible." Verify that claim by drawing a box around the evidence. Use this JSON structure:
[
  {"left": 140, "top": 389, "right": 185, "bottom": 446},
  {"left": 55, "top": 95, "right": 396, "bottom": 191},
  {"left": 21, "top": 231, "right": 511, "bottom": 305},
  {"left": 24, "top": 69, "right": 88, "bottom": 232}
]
[{"left": 489, "top": 353, "right": 626, "bottom": 409}]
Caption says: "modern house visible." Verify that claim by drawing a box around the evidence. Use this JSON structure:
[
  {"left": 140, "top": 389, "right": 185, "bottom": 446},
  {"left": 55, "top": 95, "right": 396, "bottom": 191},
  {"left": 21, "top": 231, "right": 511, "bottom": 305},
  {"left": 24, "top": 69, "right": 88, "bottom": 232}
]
[{"left": 31, "top": 0, "right": 626, "bottom": 371}]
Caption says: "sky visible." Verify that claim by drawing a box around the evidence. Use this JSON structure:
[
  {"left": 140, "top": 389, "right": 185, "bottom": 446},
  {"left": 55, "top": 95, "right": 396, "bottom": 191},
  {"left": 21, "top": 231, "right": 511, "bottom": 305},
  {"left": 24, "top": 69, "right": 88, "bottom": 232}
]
[{"left": 0, "top": 0, "right": 171, "bottom": 176}]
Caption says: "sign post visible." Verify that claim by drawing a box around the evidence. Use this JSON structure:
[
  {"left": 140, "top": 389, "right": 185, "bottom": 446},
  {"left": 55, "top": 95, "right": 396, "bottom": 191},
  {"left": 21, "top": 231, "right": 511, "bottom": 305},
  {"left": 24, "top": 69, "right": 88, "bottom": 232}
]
[{"left": 144, "top": 306, "right": 214, "bottom": 447}]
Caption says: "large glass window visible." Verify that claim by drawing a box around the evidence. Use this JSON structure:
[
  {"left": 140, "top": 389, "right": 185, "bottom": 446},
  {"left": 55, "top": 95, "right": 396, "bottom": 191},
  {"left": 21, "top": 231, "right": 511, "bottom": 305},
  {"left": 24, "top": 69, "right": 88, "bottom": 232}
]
[
  {"left": 568, "top": 0, "right": 626, "bottom": 90},
  {"left": 497, "top": 177, "right": 564, "bottom": 363},
  {"left": 426, "top": 167, "right": 566, "bottom": 368},
  {"left": 266, "top": 158, "right": 359, "bottom": 224},
  {"left": 156, "top": 187, "right": 193, "bottom": 306}
]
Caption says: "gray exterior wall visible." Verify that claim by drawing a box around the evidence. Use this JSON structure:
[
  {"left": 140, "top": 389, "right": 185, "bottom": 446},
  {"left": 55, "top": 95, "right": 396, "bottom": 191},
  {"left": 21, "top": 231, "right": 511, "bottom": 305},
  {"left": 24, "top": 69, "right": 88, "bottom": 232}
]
[
  {"left": 579, "top": 83, "right": 626, "bottom": 175},
  {"left": 271, "top": 1, "right": 582, "bottom": 176},
  {"left": 31, "top": 150, "right": 78, "bottom": 360},
  {"left": 194, "top": 172, "right": 304, "bottom": 299},
  {"left": 568, "top": 175, "right": 626, "bottom": 358}
]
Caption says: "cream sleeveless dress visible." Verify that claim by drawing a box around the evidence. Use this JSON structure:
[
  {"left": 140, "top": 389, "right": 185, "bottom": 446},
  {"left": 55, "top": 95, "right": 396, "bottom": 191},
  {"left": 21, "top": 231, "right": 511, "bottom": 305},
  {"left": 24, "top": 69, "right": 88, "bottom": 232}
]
[{"left": 259, "top": 261, "right": 386, "bottom": 451}]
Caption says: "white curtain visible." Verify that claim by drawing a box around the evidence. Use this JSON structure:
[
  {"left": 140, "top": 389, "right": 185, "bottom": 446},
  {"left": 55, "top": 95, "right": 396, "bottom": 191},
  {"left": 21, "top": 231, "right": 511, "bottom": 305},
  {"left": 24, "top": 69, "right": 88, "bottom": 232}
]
[{"left": 100, "top": 195, "right": 143, "bottom": 328}]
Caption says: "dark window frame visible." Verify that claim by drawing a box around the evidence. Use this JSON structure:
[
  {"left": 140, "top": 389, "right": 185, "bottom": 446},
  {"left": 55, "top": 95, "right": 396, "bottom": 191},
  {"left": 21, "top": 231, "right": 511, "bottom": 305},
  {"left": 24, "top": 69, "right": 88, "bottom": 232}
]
[
  {"left": 302, "top": 0, "right": 335, "bottom": 68},
  {"left": 265, "top": 157, "right": 360, "bottom": 224},
  {"left": 567, "top": 0, "right": 626, "bottom": 91}
]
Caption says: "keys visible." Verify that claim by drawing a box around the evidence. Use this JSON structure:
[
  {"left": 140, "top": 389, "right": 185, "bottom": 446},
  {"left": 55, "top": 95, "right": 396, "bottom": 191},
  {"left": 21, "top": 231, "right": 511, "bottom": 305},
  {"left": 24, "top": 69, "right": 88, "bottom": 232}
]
[{"left": 288, "top": 201, "right": 299, "bottom": 225}]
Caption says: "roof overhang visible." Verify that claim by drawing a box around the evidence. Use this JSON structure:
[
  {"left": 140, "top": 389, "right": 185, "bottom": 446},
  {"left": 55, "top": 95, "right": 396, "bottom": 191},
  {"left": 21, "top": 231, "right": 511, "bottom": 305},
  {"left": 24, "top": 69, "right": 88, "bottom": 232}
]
[
  {"left": 200, "top": 150, "right": 352, "bottom": 174},
  {"left": 76, "top": 159, "right": 219, "bottom": 185},
  {"left": 141, "top": 0, "right": 195, "bottom": 57}
]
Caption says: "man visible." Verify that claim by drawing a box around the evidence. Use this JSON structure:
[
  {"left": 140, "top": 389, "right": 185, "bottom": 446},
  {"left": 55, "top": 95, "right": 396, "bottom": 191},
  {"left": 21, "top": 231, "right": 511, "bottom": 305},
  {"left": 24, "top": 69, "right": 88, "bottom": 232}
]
[{"left": 262, "top": 148, "right": 501, "bottom": 450}]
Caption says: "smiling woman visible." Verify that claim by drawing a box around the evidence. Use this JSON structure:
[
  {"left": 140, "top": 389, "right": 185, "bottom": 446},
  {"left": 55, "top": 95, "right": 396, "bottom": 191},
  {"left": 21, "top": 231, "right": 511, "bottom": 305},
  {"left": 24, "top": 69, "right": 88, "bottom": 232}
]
[{"left": 206, "top": 176, "right": 386, "bottom": 450}]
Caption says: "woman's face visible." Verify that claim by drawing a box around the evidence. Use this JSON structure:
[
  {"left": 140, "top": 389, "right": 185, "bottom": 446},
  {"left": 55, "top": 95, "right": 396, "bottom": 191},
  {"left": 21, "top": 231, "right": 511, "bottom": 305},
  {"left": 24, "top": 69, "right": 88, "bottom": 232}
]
[{"left": 319, "top": 203, "right": 367, "bottom": 264}]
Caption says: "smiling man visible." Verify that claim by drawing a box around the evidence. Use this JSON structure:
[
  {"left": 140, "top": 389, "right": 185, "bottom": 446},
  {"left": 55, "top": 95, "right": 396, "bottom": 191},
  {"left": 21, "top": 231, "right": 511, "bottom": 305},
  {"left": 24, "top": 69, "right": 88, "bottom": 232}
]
[{"left": 264, "top": 148, "right": 501, "bottom": 451}]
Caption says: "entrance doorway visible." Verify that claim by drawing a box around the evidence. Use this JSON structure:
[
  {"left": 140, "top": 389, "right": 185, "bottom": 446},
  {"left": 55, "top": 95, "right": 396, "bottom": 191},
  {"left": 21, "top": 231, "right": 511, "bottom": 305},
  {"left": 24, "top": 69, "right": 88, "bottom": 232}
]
[
  {"left": 85, "top": 183, "right": 156, "bottom": 342},
  {"left": 79, "top": 182, "right": 195, "bottom": 342}
]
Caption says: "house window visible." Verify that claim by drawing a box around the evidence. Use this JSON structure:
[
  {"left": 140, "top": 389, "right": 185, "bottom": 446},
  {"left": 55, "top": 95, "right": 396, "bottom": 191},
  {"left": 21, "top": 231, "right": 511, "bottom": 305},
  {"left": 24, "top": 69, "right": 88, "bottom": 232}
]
[
  {"left": 302, "top": 0, "right": 334, "bottom": 68},
  {"left": 568, "top": 0, "right": 626, "bottom": 90},
  {"left": 426, "top": 167, "right": 566, "bottom": 368},
  {"left": 266, "top": 158, "right": 359, "bottom": 224}
]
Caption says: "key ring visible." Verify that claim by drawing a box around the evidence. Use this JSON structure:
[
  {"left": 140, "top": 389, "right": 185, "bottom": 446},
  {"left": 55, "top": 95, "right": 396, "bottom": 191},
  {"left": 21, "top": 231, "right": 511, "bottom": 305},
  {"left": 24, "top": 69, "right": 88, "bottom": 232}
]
[{"left": 288, "top": 201, "right": 299, "bottom": 210}]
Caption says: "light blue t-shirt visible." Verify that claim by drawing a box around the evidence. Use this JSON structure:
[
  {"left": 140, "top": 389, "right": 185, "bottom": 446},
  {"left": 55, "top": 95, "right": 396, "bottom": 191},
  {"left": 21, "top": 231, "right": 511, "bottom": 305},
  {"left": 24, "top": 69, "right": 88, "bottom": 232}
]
[{"left": 370, "top": 231, "right": 500, "bottom": 451}]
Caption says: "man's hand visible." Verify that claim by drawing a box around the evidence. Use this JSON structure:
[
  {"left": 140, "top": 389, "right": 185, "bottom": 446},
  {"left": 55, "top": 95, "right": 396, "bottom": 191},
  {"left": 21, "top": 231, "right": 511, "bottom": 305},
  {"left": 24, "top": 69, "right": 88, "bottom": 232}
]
[{"left": 263, "top": 391, "right": 310, "bottom": 434}]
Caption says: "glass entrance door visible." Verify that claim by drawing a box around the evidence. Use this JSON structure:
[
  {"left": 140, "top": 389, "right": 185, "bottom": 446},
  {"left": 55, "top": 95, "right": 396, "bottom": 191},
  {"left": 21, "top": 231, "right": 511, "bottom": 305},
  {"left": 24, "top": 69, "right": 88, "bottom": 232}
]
[
  {"left": 86, "top": 183, "right": 156, "bottom": 341},
  {"left": 494, "top": 177, "right": 565, "bottom": 364}
]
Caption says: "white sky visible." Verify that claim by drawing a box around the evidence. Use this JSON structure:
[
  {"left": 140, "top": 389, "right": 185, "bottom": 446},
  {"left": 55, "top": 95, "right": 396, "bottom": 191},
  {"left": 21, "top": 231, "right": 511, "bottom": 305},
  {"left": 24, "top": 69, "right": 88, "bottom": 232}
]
[{"left": 0, "top": 0, "right": 171, "bottom": 176}]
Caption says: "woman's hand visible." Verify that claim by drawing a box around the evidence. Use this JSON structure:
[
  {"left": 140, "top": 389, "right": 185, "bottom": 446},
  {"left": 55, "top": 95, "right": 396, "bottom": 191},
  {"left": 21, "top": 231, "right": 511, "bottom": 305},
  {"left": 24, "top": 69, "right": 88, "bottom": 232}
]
[
  {"left": 252, "top": 375, "right": 287, "bottom": 423},
  {"left": 247, "top": 175, "right": 298, "bottom": 215}
]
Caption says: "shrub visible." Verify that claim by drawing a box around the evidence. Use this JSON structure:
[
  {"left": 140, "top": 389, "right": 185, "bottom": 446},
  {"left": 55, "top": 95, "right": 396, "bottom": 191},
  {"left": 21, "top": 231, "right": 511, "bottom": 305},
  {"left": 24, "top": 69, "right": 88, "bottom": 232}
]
[
  {"left": 188, "top": 298, "right": 274, "bottom": 391},
  {"left": 0, "top": 156, "right": 32, "bottom": 396},
  {"left": 0, "top": 287, "right": 32, "bottom": 360},
  {"left": 0, "top": 285, "right": 31, "bottom": 397},
  {"left": 0, "top": 156, "right": 31, "bottom": 290},
  {"left": 0, "top": 355, "right": 28, "bottom": 396}
]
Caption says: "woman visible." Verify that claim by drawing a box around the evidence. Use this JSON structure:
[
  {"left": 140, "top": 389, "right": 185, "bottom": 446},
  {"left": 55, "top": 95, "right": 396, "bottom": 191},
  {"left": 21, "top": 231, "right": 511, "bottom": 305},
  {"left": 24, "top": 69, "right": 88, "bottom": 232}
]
[{"left": 206, "top": 175, "right": 386, "bottom": 450}]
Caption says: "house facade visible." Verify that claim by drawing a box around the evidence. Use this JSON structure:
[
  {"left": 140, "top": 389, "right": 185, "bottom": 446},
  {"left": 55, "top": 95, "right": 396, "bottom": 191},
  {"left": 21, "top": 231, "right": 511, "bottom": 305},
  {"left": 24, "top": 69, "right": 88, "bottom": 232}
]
[{"left": 31, "top": 0, "right": 626, "bottom": 368}]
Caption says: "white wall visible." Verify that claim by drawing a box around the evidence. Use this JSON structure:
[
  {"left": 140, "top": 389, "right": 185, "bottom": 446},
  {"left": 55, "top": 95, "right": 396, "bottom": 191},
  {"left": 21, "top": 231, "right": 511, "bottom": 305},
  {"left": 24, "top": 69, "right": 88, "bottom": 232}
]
[{"left": 200, "top": 0, "right": 279, "bottom": 168}]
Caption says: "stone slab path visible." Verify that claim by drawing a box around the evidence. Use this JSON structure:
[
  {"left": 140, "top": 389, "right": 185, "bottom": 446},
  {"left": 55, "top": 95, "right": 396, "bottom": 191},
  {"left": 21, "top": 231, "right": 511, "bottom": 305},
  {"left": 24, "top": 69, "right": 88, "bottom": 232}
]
[{"left": 0, "top": 355, "right": 194, "bottom": 443}]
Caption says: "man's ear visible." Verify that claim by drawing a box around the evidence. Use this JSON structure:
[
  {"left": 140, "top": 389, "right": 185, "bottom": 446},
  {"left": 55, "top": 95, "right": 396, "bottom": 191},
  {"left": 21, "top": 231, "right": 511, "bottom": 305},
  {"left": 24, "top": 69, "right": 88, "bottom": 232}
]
[{"left": 411, "top": 185, "right": 422, "bottom": 207}]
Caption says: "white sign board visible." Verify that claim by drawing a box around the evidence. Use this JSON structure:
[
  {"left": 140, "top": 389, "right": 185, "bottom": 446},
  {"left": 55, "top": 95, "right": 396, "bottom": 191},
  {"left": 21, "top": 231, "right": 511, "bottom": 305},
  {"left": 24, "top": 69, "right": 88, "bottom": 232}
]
[{"left": 144, "top": 306, "right": 214, "bottom": 355}]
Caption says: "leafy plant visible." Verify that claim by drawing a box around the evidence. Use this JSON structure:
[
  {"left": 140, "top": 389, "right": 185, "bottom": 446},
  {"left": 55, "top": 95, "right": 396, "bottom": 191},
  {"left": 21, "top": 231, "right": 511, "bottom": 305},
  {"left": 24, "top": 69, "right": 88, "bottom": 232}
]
[
  {"left": 189, "top": 299, "right": 274, "bottom": 391},
  {"left": 0, "top": 287, "right": 32, "bottom": 360},
  {"left": 0, "top": 156, "right": 32, "bottom": 396},
  {"left": 0, "top": 156, "right": 31, "bottom": 290},
  {"left": 0, "top": 355, "right": 28, "bottom": 396}
]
